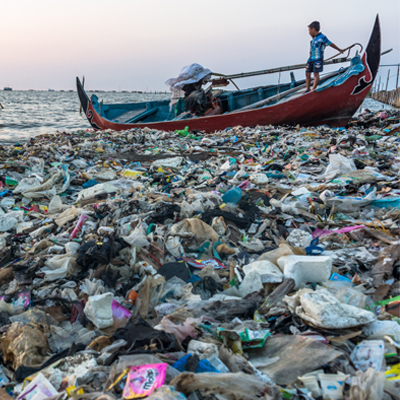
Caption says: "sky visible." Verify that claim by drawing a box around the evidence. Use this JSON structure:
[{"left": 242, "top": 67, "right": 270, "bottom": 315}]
[{"left": 0, "top": 0, "right": 399, "bottom": 91}]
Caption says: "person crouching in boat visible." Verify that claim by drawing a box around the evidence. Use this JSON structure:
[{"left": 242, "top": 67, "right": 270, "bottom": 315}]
[
  {"left": 166, "top": 63, "right": 222, "bottom": 117},
  {"left": 305, "top": 21, "right": 344, "bottom": 92}
]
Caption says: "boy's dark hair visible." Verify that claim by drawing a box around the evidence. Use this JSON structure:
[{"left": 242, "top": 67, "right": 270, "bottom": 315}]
[{"left": 308, "top": 21, "right": 320, "bottom": 31}]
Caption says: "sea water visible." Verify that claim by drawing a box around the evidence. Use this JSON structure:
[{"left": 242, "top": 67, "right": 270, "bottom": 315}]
[
  {"left": 0, "top": 90, "right": 170, "bottom": 144},
  {"left": 0, "top": 91, "right": 394, "bottom": 144}
]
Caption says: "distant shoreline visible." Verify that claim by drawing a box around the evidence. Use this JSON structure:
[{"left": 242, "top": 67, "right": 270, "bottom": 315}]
[{"left": 2, "top": 89, "right": 171, "bottom": 94}]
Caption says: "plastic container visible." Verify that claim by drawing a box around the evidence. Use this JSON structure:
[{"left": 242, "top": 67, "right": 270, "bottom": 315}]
[
  {"left": 318, "top": 373, "right": 349, "bottom": 399},
  {"left": 222, "top": 187, "right": 242, "bottom": 204},
  {"left": 299, "top": 375, "right": 322, "bottom": 398}
]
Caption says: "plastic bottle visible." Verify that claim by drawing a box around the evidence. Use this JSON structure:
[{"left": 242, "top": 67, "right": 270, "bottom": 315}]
[{"left": 222, "top": 187, "right": 242, "bottom": 204}]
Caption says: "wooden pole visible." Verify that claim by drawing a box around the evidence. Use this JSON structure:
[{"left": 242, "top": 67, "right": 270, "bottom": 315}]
[
  {"left": 396, "top": 64, "right": 400, "bottom": 89},
  {"left": 232, "top": 70, "right": 340, "bottom": 113},
  {"left": 385, "top": 69, "right": 390, "bottom": 91}
]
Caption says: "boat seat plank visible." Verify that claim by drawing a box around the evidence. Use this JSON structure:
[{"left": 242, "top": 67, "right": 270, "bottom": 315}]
[
  {"left": 114, "top": 109, "right": 147, "bottom": 123},
  {"left": 125, "top": 107, "right": 159, "bottom": 123}
]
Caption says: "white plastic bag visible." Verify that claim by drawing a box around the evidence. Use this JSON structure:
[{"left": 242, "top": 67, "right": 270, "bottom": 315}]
[
  {"left": 285, "top": 288, "right": 376, "bottom": 329},
  {"left": 122, "top": 223, "right": 149, "bottom": 247},
  {"left": 322, "top": 154, "right": 356, "bottom": 180},
  {"left": 48, "top": 195, "right": 63, "bottom": 214}
]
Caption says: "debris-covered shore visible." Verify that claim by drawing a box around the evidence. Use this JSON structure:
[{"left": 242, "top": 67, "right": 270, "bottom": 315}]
[{"left": 0, "top": 108, "right": 399, "bottom": 400}]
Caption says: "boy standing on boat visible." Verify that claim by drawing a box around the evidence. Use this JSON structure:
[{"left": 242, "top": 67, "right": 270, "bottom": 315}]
[{"left": 306, "top": 21, "right": 344, "bottom": 92}]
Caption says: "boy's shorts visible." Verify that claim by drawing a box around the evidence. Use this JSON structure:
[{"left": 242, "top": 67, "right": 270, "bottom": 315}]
[{"left": 306, "top": 60, "right": 323, "bottom": 73}]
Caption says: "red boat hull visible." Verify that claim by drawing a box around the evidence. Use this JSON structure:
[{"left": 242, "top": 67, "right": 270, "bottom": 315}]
[{"left": 77, "top": 17, "right": 380, "bottom": 133}]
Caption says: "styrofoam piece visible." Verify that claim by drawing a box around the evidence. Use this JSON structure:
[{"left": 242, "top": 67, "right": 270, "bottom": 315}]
[
  {"left": 286, "top": 229, "right": 313, "bottom": 248},
  {"left": 278, "top": 255, "right": 332, "bottom": 288},
  {"left": 243, "top": 261, "right": 283, "bottom": 283},
  {"left": 239, "top": 270, "right": 264, "bottom": 297},
  {"left": 84, "top": 292, "right": 114, "bottom": 329},
  {"left": 250, "top": 173, "right": 269, "bottom": 185},
  {"left": 152, "top": 156, "right": 184, "bottom": 168},
  {"left": 188, "top": 340, "right": 219, "bottom": 359}
]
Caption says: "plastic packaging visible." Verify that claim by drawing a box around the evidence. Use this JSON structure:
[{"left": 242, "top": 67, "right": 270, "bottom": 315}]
[
  {"left": 222, "top": 187, "right": 242, "bottom": 204},
  {"left": 70, "top": 214, "right": 88, "bottom": 239},
  {"left": 350, "top": 340, "right": 385, "bottom": 372},
  {"left": 109, "top": 364, "right": 168, "bottom": 399},
  {"left": 318, "top": 373, "right": 349, "bottom": 400},
  {"left": 16, "top": 373, "right": 58, "bottom": 400}
]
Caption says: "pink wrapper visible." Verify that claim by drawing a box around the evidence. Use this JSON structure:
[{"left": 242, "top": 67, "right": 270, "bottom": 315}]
[
  {"left": 70, "top": 214, "right": 88, "bottom": 239},
  {"left": 312, "top": 225, "right": 366, "bottom": 239},
  {"left": 112, "top": 300, "right": 131, "bottom": 320},
  {"left": 123, "top": 363, "right": 167, "bottom": 399}
]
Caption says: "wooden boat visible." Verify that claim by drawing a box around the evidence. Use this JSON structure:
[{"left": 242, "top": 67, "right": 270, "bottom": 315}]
[{"left": 77, "top": 16, "right": 380, "bottom": 133}]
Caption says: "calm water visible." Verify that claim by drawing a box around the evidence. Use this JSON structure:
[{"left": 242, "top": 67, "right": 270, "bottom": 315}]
[
  {"left": 0, "top": 90, "right": 395, "bottom": 144},
  {"left": 0, "top": 90, "right": 170, "bottom": 144}
]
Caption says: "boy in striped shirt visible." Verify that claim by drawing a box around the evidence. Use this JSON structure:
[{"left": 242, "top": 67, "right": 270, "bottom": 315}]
[{"left": 306, "top": 21, "right": 344, "bottom": 92}]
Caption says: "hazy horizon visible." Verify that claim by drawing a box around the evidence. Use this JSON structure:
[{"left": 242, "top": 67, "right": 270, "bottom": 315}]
[{"left": 1, "top": 0, "right": 399, "bottom": 91}]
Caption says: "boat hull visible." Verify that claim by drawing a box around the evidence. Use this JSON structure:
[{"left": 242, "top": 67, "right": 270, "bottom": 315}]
[{"left": 77, "top": 16, "right": 380, "bottom": 132}]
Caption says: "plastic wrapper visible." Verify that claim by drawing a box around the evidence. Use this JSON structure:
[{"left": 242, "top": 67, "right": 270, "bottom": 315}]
[{"left": 108, "top": 364, "right": 167, "bottom": 399}]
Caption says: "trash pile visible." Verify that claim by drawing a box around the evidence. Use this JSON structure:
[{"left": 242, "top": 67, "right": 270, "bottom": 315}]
[{"left": 0, "top": 108, "right": 399, "bottom": 400}]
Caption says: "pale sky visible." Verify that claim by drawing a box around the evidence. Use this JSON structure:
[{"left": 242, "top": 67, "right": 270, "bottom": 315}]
[{"left": 1, "top": 0, "right": 399, "bottom": 91}]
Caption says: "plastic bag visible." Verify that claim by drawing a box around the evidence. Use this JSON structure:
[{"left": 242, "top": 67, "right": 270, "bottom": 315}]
[
  {"left": 122, "top": 223, "right": 150, "bottom": 247},
  {"left": 13, "top": 177, "right": 42, "bottom": 195},
  {"left": 350, "top": 340, "right": 385, "bottom": 372},
  {"left": 170, "top": 372, "right": 267, "bottom": 400},
  {"left": 349, "top": 368, "right": 385, "bottom": 400},
  {"left": 146, "top": 386, "right": 187, "bottom": 400},
  {"left": 55, "top": 206, "right": 79, "bottom": 227},
  {"left": 40, "top": 242, "right": 80, "bottom": 281},
  {"left": 247, "top": 335, "right": 342, "bottom": 385},
  {"left": 76, "top": 183, "right": 120, "bottom": 204},
  {"left": 158, "top": 317, "right": 200, "bottom": 341},
  {"left": 0, "top": 210, "right": 24, "bottom": 232},
  {"left": 29, "top": 157, "right": 45, "bottom": 175},
  {"left": 1, "top": 322, "right": 49, "bottom": 369},
  {"left": 21, "top": 173, "right": 61, "bottom": 199},
  {"left": 48, "top": 195, "right": 63, "bottom": 214},
  {"left": 170, "top": 218, "right": 219, "bottom": 244},
  {"left": 335, "top": 286, "right": 366, "bottom": 309},
  {"left": 322, "top": 154, "right": 356, "bottom": 180},
  {"left": 284, "top": 288, "right": 376, "bottom": 329},
  {"left": 320, "top": 189, "right": 376, "bottom": 212},
  {"left": 117, "top": 355, "right": 180, "bottom": 385}
]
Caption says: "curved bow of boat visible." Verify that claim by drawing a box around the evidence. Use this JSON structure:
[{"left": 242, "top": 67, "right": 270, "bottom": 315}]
[
  {"left": 351, "top": 15, "right": 380, "bottom": 95},
  {"left": 76, "top": 77, "right": 89, "bottom": 114},
  {"left": 76, "top": 77, "right": 102, "bottom": 130},
  {"left": 365, "top": 15, "right": 381, "bottom": 79}
]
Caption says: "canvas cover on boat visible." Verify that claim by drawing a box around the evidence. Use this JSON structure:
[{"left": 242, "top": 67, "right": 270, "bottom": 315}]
[{"left": 165, "top": 63, "right": 212, "bottom": 109}]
